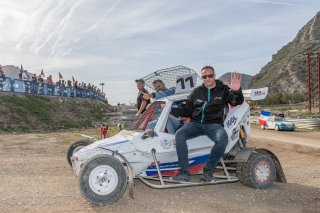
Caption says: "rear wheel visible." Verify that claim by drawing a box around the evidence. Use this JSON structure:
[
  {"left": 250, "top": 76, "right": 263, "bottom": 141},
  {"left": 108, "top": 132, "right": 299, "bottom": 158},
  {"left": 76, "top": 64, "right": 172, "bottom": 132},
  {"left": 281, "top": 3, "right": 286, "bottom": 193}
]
[
  {"left": 66, "top": 140, "right": 91, "bottom": 167},
  {"left": 79, "top": 155, "right": 127, "bottom": 206},
  {"left": 237, "top": 152, "right": 276, "bottom": 189}
]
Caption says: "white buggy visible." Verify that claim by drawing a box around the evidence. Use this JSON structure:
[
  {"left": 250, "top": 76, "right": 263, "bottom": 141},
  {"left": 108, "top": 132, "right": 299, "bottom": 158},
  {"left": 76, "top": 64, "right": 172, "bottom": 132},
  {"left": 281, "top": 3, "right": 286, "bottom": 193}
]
[{"left": 67, "top": 66, "right": 286, "bottom": 206}]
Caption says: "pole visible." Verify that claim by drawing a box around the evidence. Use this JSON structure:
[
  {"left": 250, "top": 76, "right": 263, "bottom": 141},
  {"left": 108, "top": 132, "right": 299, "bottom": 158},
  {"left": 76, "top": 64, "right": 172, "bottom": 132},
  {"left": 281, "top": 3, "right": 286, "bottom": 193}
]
[
  {"left": 100, "top": 83, "right": 104, "bottom": 93},
  {"left": 318, "top": 53, "right": 320, "bottom": 114},
  {"left": 306, "top": 53, "right": 312, "bottom": 113}
]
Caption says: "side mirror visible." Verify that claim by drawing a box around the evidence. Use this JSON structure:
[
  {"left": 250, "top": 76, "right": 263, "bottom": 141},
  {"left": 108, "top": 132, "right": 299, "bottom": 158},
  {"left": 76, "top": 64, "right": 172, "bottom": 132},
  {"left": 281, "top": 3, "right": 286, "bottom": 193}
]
[{"left": 141, "top": 129, "right": 158, "bottom": 139}]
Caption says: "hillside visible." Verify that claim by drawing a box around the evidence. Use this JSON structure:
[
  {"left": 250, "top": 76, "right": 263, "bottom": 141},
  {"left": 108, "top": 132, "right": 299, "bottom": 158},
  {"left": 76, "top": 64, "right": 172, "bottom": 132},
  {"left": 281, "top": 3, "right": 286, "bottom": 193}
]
[
  {"left": 218, "top": 73, "right": 253, "bottom": 89},
  {"left": 0, "top": 93, "right": 118, "bottom": 133},
  {"left": 249, "top": 11, "right": 320, "bottom": 93}
]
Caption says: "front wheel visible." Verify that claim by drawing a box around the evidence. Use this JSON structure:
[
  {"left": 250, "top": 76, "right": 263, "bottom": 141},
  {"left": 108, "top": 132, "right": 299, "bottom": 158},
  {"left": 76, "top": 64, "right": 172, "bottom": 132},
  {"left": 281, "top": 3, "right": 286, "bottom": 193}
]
[
  {"left": 237, "top": 152, "right": 276, "bottom": 189},
  {"left": 260, "top": 125, "right": 266, "bottom": 130},
  {"left": 275, "top": 125, "right": 279, "bottom": 131},
  {"left": 67, "top": 140, "right": 91, "bottom": 167},
  {"left": 79, "top": 155, "right": 127, "bottom": 206}
]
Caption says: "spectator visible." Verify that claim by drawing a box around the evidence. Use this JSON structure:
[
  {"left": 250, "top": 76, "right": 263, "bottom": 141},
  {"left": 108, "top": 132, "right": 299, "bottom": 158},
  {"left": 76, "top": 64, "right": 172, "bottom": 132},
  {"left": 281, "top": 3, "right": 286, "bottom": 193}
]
[
  {"left": 18, "top": 70, "right": 23, "bottom": 80},
  {"left": 31, "top": 73, "right": 37, "bottom": 82},
  {"left": 67, "top": 80, "right": 72, "bottom": 87},
  {"left": 278, "top": 112, "right": 285, "bottom": 118},
  {"left": 38, "top": 75, "right": 44, "bottom": 83},
  {"left": 47, "top": 75, "right": 53, "bottom": 84},
  {"left": 100, "top": 123, "right": 108, "bottom": 139}
]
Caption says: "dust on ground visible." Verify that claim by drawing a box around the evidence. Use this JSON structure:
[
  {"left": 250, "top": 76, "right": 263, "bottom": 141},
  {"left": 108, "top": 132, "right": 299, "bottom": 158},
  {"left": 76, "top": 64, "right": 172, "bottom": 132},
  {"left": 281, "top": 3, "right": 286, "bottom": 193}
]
[{"left": 0, "top": 126, "right": 319, "bottom": 213}]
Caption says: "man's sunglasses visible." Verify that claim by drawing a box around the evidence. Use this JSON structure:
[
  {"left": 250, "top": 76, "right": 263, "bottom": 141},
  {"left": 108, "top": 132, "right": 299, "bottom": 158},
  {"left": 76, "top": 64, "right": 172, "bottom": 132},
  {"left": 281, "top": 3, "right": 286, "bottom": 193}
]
[{"left": 201, "top": 74, "right": 215, "bottom": 79}]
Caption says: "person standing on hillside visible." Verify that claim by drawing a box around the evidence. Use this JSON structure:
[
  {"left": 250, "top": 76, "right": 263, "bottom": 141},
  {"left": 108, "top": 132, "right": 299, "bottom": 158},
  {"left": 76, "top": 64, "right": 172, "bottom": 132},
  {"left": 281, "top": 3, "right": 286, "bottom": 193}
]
[{"left": 135, "top": 79, "right": 150, "bottom": 118}]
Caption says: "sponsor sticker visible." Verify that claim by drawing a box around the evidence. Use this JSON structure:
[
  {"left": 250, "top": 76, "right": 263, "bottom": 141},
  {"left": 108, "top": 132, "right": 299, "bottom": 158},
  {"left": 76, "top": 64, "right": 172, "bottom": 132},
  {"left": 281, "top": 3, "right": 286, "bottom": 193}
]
[
  {"left": 160, "top": 139, "right": 172, "bottom": 149},
  {"left": 254, "top": 90, "right": 266, "bottom": 96},
  {"left": 226, "top": 115, "right": 238, "bottom": 128},
  {"left": 231, "top": 128, "right": 239, "bottom": 141}
]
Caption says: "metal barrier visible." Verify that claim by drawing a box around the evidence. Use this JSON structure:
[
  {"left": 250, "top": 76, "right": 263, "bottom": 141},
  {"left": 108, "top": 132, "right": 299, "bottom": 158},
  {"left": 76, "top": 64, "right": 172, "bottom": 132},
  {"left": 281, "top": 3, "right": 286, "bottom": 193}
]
[
  {"left": 0, "top": 77, "right": 106, "bottom": 101},
  {"left": 250, "top": 116, "right": 320, "bottom": 130}
]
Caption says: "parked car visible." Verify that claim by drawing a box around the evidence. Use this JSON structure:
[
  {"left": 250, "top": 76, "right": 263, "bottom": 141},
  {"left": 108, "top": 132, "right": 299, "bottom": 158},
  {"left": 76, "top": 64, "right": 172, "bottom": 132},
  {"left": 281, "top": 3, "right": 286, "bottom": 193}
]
[{"left": 261, "top": 116, "right": 295, "bottom": 131}]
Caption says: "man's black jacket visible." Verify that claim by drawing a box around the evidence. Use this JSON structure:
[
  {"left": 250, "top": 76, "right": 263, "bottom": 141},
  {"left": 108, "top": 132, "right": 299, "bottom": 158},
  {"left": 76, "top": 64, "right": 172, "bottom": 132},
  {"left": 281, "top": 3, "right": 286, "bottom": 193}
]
[{"left": 171, "top": 80, "right": 244, "bottom": 124}]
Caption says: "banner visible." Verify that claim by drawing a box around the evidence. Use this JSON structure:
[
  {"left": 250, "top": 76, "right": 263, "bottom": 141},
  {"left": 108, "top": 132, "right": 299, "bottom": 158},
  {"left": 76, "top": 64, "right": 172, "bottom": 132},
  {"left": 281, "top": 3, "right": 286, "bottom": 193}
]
[
  {"left": 0, "top": 77, "right": 13, "bottom": 92},
  {"left": 13, "top": 79, "right": 25, "bottom": 93},
  {"left": 2, "top": 78, "right": 106, "bottom": 101}
]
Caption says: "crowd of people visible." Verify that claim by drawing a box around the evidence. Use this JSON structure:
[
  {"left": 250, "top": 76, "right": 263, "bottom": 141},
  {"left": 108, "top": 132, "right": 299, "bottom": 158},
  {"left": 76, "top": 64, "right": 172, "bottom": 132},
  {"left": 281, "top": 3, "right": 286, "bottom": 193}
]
[{"left": 0, "top": 65, "right": 105, "bottom": 95}]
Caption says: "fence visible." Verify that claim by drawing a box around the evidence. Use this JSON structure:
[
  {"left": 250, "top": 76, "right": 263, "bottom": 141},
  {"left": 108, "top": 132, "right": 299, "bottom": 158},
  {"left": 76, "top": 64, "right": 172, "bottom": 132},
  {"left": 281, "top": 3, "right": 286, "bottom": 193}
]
[
  {"left": 0, "top": 77, "right": 106, "bottom": 101},
  {"left": 250, "top": 116, "right": 320, "bottom": 130}
]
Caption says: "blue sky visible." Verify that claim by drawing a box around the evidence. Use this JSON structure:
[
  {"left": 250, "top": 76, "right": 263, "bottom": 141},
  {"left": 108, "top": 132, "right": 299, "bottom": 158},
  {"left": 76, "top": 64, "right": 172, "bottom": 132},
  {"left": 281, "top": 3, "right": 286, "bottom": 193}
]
[{"left": 0, "top": 0, "right": 319, "bottom": 104}]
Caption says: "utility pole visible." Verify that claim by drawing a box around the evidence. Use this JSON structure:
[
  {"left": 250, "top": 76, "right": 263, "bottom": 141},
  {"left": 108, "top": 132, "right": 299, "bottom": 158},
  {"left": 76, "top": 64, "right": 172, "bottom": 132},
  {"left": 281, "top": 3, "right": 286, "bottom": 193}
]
[
  {"left": 318, "top": 53, "right": 320, "bottom": 113},
  {"left": 306, "top": 53, "right": 312, "bottom": 113}
]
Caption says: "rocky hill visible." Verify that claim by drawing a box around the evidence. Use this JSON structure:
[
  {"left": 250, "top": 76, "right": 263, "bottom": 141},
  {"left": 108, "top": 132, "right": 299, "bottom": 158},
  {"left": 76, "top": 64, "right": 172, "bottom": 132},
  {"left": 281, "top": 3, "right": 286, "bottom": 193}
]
[
  {"left": 249, "top": 11, "right": 320, "bottom": 93},
  {"left": 218, "top": 73, "right": 253, "bottom": 89},
  {"left": 0, "top": 93, "right": 118, "bottom": 133}
]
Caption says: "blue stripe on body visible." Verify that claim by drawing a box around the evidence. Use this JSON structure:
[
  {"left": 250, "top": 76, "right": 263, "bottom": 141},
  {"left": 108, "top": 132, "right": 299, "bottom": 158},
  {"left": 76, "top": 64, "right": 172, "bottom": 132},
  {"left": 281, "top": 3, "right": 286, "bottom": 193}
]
[{"left": 146, "top": 154, "right": 209, "bottom": 176}]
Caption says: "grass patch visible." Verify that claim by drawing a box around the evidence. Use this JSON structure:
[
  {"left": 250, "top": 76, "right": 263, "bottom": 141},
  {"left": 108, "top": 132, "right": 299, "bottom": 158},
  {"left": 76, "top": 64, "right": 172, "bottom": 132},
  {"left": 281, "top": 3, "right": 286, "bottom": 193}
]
[
  {"left": 59, "top": 127, "right": 119, "bottom": 145},
  {"left": 0, "top": 94, "right": 53, "bottom": 124}
]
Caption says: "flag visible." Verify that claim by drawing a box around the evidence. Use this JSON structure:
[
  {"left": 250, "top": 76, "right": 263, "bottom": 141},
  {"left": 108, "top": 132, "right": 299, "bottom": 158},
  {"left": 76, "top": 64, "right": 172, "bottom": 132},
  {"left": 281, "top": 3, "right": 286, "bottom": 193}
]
[
  {"left": 41, "top": 69, "right": 45, "bottom": 77},
  {"left": 72, "top": 76, "right": 75, "bottom": 83},
  {"left": 259, "top": 110, "right": 271, "bottom": 125},
  {"left": 59, "top": 72, "right": 63, "bottom": 79}
]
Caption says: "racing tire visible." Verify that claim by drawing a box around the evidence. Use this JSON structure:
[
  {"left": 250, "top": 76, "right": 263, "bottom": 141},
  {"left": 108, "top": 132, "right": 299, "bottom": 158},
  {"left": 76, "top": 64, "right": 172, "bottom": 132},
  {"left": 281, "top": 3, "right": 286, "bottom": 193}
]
[
  {"left": 66, "top": 140, "right": 91, "bottom": 167},
  {"left": 237, "top": 152, "right": 276, "bottom": 189},
  {"left": 79, "top": 155, "right": 127, "bottom": 206},
  {"left": 275, "top": 125, "right": 279, "bottom": 131}
]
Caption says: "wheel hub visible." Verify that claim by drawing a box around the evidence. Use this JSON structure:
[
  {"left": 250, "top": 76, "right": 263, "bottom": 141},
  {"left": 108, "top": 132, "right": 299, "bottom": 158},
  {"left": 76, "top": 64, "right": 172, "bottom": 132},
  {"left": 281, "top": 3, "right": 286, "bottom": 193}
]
[
  {"left": 254, "top": 160, "right": 271, "bottom": 183},
  {"left": 89, "top": 165, "right": 118, "bottom": 195}
]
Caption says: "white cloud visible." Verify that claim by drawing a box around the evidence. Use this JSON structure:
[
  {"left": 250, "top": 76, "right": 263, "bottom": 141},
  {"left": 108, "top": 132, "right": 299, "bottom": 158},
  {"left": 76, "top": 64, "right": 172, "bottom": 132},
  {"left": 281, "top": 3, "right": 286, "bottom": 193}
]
[{"left": 0, "top": 0, "right": 319, "bottom": 104}]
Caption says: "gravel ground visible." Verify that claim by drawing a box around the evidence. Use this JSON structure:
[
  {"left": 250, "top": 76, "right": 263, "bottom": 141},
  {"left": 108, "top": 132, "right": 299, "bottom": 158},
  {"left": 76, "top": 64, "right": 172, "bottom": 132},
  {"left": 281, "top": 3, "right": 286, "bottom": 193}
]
[{"left": 0, "top": 126, "right": 319, "bottom": 213}]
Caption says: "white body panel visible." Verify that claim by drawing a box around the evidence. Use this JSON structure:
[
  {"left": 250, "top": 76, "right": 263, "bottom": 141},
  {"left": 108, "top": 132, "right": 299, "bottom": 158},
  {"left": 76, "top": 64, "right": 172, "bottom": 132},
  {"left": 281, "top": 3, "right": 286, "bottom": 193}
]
[{"left": 72, "top": 90, "right": 258, "bottom": 177}]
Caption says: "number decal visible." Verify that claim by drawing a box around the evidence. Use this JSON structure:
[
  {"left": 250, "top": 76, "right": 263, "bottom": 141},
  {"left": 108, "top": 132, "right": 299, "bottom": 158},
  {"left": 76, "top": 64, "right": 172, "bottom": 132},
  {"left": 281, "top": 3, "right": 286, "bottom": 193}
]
[
  {"left": 175, "top": 74, "right": 197, "bottom": 94},
  {"left": 185, "top": 76, "right": 194, "bottom": 88},
  {"left": 176, "top": 78, "right": 185, "bottom": 89}
]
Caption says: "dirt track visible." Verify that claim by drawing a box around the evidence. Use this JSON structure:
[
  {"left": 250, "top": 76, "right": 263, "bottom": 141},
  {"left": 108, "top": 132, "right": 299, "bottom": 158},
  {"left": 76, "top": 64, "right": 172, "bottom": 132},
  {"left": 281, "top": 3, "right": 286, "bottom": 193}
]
[{"left": 0, "top": 126, "right": 320, "bottom": 213}]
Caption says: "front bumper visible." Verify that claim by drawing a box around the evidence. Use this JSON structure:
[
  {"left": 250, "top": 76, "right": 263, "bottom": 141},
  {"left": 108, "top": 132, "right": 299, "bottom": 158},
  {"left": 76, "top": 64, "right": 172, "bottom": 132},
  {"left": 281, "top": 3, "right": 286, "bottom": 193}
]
[{"left": 278, "top": 125, "right": 295, "bottom": 131}]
